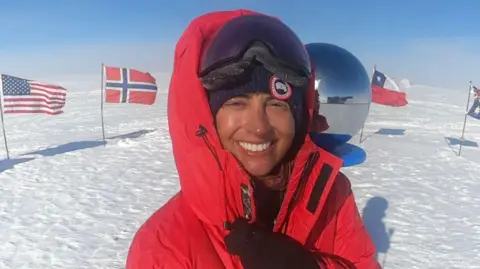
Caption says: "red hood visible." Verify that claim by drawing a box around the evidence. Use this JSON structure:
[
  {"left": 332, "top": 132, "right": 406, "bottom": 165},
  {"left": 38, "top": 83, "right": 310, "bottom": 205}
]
[{"left": 167, "top": 10, "right": 337, "bottom": 228}]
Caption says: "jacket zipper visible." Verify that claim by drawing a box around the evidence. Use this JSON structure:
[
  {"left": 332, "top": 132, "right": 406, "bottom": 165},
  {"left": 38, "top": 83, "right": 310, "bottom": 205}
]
[
  {"left": 279, "top": 150, "right": 320, "bottom": 234},
  {"left": 196, "top": 124, "right": 233, "bottom": 229},
  {"left": 195, "top": 125, "right": 222, "bottom": 171}
]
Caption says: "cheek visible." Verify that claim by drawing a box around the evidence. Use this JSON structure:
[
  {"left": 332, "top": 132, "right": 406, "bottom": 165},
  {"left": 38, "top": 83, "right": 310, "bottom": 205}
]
[
  {"left": 268, "top": 110, "right": 295, "bottom": 139},
  {"left": 215, "top": 110, "right": 241, "bottom": 144}
]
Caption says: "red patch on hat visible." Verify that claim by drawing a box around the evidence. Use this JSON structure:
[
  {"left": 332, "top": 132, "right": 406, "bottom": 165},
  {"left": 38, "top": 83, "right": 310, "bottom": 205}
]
[{"left": 270, "top": 75, "right": 292, "bottom": 100}]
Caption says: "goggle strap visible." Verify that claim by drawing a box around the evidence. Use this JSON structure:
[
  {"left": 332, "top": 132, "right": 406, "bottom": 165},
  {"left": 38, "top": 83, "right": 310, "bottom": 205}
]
[{"left": 200, "top": 43, "right": 309, "bottom": 91}]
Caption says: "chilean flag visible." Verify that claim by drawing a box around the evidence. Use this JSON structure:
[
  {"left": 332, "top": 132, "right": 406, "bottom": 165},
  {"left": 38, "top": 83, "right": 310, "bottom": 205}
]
[{"left": 371, "top": 69, "right": 407, "bottom": 107}]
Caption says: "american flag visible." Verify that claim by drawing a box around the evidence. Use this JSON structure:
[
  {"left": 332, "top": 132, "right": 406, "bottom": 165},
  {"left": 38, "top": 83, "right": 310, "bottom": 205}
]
[{"left": 1, "top": 74, "right": 67, "bottom": 115}]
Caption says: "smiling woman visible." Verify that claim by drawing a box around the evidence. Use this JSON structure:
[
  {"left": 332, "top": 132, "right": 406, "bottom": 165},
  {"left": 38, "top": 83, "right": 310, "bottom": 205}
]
[
  {"left": 126, "top": 9, "right": 380, "bottom": 269},
  {"left": 211, "top": 65, "right": 298, "bottom": 183}
]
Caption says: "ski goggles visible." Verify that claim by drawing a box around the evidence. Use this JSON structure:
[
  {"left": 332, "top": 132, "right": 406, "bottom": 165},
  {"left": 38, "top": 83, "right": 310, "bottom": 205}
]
[{"left": 199, "top": 14, "right": 312, "bottom": 91}]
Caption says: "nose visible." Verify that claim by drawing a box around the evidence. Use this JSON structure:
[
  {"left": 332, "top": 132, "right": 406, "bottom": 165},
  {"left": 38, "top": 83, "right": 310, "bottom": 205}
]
[{"left": 243, "top": 103, "right": 272, "bottom": 136}]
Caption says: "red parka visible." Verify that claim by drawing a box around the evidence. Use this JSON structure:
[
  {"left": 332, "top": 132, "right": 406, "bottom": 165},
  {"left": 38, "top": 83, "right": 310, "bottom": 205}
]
[{"left": 126, "top": 9, "right": 380, "bottom": 269}]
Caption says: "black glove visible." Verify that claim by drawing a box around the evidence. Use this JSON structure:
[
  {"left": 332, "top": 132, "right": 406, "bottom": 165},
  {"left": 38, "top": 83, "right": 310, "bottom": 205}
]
[{"left": 224, "top": 218, "right": 320, "bottom": 269}]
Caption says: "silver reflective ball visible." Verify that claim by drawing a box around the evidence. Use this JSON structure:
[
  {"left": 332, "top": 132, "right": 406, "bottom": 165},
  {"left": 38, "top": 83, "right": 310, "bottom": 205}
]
[{"left": 306, "top": 43, "right": 371, "bottom": 148}]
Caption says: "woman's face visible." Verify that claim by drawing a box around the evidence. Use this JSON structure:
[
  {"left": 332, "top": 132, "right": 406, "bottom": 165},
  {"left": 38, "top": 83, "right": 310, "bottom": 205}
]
[{"left": 215, "top": 93, "right": 295, "bottom": 177}]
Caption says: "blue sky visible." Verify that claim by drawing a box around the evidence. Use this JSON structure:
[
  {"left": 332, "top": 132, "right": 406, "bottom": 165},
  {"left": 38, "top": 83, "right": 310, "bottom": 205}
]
[{"left": 1, "top": 1, "right": 479, "bottom": 88}]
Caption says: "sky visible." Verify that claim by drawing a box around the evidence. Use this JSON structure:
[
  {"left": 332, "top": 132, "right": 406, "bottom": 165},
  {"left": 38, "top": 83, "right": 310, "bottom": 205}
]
[{"left": 1, "top": 0, "right": 480, "bottom": 88}]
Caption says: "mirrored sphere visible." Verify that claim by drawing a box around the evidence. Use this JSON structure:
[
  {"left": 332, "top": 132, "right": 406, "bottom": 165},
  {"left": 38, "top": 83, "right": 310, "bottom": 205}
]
[{"left": 306, "top": 42, "right": 371, "bottom": 149}]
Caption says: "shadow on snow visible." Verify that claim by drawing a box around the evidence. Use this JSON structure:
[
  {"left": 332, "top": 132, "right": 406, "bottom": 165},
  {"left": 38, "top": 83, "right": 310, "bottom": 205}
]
[
  {"left": 361, "top": 196, "right": 394, "bottom": 267},
  {"left": 0, "top": 157, "right": 36, "bottom": 173},
  {"left": 360, "top": 128, "right": 406, "bottom": 143},
  {"left": 444, "top": 136, "right": 478, "bottom": 156},
  {"left": 0, "top": 129, "right": 157, "bottom": 173}
]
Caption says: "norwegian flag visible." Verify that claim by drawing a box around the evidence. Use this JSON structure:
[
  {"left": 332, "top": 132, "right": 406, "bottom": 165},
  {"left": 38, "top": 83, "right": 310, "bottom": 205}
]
[{"left": 104, "top": 66, "right": 157, "bottom": 105}]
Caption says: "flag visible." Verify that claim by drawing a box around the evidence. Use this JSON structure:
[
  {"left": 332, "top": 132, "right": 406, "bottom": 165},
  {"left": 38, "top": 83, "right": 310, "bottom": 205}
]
[
  {"left": 1, "top": 74, "right": 67, "bottom": 115},
  {"left": 472, "top": 85, "right": 480, "bottom": 97},
  {"left": 104, "top": 66, "right": 157, "bottom": 105},
  {"left": 371, "top": 69, "right": 408, "bottom": 107},
  {"left": 467, "top": 85, "right": 480, "bottom": 119}
]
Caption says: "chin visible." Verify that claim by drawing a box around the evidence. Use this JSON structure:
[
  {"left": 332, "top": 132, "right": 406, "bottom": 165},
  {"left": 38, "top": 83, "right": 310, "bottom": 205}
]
[{"left": 245, "top": 166, "right": 274, "bottom": 178}]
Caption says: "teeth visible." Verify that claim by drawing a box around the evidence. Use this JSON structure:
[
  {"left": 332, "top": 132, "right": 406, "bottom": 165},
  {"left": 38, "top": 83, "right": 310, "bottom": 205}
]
[{"left": 238, "top": 141, "right": 272, "bottom": 152}]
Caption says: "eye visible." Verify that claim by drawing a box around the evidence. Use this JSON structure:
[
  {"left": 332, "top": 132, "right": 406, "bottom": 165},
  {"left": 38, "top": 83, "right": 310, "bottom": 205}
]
[
  {"left": 267, "top": 100, "right": 290, "bottom": 110},
  {"left": 223, "top": 98, "right": 248, "bottom": 107}
]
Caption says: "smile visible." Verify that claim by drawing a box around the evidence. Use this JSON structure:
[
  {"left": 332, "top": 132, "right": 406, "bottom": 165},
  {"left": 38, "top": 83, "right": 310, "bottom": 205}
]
[{"left": 238, "top": 141, "right": 272, "bottom": 152}]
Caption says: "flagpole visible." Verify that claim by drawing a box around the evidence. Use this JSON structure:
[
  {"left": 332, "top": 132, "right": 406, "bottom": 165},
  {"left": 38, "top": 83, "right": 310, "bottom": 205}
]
[
  {"left": 100, "top": 63, "right": 106, "bottom": 145},
  {"left": 459, "top": 81, "right": 473, "bottom": 156},
  {"left": 0, "top": 75, "right": 10, "bottom": 159},
  {"left": 359, "top": 64, "right": 376, "bottom": 144},
  {"left": 359, "top": 122, "right": 365, "bottom": 144}
]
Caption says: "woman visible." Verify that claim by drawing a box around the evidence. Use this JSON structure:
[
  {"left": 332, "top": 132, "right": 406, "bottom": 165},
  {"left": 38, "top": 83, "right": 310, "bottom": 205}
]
[{"left": 126, "top": 9, "right": 380, "bottom": 269}]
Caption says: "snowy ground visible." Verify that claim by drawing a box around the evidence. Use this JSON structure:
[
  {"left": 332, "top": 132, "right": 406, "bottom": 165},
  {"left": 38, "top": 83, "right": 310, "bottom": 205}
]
[
  {"left": 0, "top": 76, "right": 478, "bottom": 268},
  {"left": 352, "top": 84, "right": 480, "bottom": 268}
]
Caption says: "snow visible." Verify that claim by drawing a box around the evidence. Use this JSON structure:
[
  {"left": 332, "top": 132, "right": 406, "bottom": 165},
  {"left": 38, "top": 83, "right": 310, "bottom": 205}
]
[
  {"left": 355, "top": 83, "right": 480, "bottom": 268},
  {"left": 0, "top": 76, "right": 479, "bottom": 268}
]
